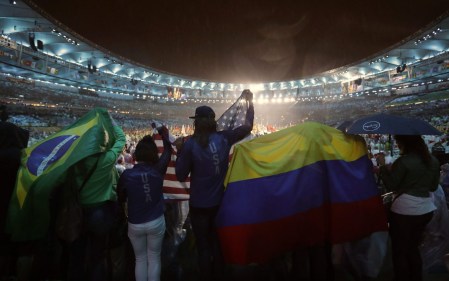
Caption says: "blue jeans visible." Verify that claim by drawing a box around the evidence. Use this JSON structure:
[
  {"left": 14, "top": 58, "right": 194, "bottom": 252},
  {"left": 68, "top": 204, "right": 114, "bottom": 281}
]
[{"left": 128, "top": 215, "right": 165, "bottom": 281}]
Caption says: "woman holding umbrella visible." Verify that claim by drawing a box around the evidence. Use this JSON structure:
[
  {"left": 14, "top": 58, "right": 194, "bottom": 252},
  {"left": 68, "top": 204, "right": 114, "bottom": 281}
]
[{"left": 379, "top": 135, "right": 440, "bottom": 281}]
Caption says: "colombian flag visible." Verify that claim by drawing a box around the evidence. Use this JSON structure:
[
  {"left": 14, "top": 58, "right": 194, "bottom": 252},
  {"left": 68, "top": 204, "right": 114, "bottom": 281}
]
[
  {"left": 7, "top": 108, "right": 120, "bottom": 241},
  {"left": 216, "top": 122, "right": 387, "bottom": 265}
]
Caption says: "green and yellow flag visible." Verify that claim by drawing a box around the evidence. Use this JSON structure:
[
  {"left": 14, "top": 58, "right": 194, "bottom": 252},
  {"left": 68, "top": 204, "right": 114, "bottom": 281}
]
[{"left": 7, "top": 107, "right": 123, "bottom": 241}]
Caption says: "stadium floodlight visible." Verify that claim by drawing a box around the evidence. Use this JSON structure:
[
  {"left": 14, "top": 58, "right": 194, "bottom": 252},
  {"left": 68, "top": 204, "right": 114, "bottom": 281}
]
[{"left": 249, "top": 83, "right": 264, "bottom": 93}]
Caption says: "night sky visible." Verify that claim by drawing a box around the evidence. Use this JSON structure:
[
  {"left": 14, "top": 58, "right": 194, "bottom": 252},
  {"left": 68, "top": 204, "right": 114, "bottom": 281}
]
[{"left": 31, "top": 0, "right": 449, "bottom": 83}]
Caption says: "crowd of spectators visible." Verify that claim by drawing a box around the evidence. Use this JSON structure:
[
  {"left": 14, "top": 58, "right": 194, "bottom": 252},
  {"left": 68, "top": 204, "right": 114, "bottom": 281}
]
[
  {"left": 1, "top": 75, "right": 449, "bottom": 148},
  {"left": 1, "top": 74, "right": 449, "bottom": 280}
]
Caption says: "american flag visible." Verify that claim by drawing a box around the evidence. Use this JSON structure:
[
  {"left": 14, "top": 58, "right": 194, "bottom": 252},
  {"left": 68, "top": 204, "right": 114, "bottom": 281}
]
[
  {"left": 154, "top": 133, "right": 190, "bottom": 201},
  {"left": 217, "top": 94, "right": 251, "bottom": 131},
  {"left": 154, "top": 92, "right": 252, "bottom": 200}
]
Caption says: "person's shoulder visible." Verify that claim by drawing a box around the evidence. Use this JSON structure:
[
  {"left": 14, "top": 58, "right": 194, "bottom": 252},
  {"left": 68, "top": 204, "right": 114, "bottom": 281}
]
[
  {"left": 120, "top": 166, "right": 133, "bottom": 176},
  {"left": 392, "top": 154, "right": 408, "bottom": 165},
  {"left": 215, "top": 130, "right": 234, "bottom": 140},
  {"left": 430, "top": 155, "right": 441, "bottom": 166},
  {"left": 0, "top": 121, "right": 19, "bottom": 130},
  {"left": 402, "top": 154, "right": 423, "bottom": 164},
  {"left": 217, "top": 129, "right": 236, "bottom": 137},
  {"left": 182, "top": 136, "right": 196, "bottom": 147}
]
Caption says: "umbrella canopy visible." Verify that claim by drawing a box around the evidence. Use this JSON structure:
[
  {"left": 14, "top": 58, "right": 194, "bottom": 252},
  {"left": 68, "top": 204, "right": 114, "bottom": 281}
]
[
  {"left": 336, "top": 120, "right": 353, "bottom": 132},
  {"left": 345, "top": 113, "right": 442, "bottom": 135}
]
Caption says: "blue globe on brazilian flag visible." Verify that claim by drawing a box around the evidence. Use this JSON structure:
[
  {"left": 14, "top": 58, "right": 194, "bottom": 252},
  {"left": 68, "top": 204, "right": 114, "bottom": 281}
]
[{"left": 7, "top": 108, "right": 118, "bottom": 241}]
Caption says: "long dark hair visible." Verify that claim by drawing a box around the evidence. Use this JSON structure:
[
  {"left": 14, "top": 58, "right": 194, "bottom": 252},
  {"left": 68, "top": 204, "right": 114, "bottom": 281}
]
[
  {"left": 134, "top": 135, "right": 159, "bottom": 164},
  {"left": 193, "top": 118, "right": 217, "bottom": 147},
  {"left": 394, "top": 135, "right": 432, "bottom": 165}
]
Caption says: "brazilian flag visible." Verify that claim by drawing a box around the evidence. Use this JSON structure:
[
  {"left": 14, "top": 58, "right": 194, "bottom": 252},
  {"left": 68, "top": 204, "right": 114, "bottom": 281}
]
[{"left": 7, "top": 107, "right": 124, "bottom": 241}]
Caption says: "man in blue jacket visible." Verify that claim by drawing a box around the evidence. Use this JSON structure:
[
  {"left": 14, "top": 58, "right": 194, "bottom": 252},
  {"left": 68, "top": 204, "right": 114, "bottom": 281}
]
[{"left": 175, "top": 89, "right": 254, "bottom": 281}]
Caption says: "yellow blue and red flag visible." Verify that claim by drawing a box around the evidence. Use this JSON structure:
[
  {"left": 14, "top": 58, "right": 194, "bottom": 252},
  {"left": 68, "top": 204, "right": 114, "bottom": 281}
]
[
  {"left": 7, "top": 108, "right": 121, "bottom": 241},
  {"left": 216, "top": 122, "right": 387, "bottom": 264}
]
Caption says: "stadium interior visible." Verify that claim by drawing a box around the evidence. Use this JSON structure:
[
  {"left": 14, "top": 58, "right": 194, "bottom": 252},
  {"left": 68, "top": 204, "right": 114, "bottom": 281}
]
[
  {"left": 1, "top": 1, "right": 449, "bottom": 281},
  {"left": 0, "top": 0, "right": 449, "bottom": 139}
]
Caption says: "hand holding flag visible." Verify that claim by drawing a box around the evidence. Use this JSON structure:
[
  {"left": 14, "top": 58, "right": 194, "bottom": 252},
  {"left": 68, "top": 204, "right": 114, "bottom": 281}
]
[
  {"left": 241, "top": 89, "right": 253, "bottom": 102},
  {"left": 217, "top": 89, "right": 253, "bottom": 132}
]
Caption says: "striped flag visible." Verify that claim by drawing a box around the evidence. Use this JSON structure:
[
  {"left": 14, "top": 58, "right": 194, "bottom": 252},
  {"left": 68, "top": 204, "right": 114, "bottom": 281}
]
[
  {"left": 216, "top": 122, "right": 388, "bottom": 264},
  {"left": 154, "top": 133, "right": 190, "bottom": 200},
  {"left": 153, "top": 92, "right": 252, "bottom": 200}
]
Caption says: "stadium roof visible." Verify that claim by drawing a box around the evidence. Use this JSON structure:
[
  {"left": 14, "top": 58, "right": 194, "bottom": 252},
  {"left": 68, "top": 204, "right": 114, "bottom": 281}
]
[{"left": 1, "top": 0, "right": 449, "bottom": 95}]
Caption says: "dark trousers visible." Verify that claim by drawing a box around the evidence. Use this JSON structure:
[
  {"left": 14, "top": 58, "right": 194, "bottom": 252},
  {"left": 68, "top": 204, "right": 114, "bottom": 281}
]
[
  {"left": 291, "top": 243, "right": 334, "bottom": 281},
  {"left": 66, "top": 201, "right": 117, "bottom": 281},
  {"left": 189, "top": 205, "right": 224, "bottom": 281},
  {"left": 389, "top": 211, "right": 433, "bottom": 281}
]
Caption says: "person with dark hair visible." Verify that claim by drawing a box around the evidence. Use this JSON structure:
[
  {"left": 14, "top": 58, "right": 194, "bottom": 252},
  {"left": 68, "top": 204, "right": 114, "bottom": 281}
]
[
  {"left": 175, "top": 89, "right": 254, "bottom": 281},
  {"left": 63, "top": 113, "right": 126, "bottom": 281},
  {"left": 0, "top": 105, "right": 29, "bottom": 148},
  {"left": 117, "top": 126, "right": 172, "bottom": 281},
  {"left": 0, "top": 105, "right": 29, "bottom": 280},
  {"left": 0, "top": 105, "right": 9, "bottom": 122},
  {"left": 380, "top": 135, "right": 440, "bottom": 281}
]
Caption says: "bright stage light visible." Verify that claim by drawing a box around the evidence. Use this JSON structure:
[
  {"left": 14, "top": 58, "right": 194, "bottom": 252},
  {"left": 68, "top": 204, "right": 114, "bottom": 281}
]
[{"left": 249, "top": 83, "right": 264, "bottom": 93}]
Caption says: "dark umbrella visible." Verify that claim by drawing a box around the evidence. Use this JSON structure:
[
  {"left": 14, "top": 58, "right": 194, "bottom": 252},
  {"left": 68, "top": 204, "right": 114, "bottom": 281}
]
[
  {"left": 345, "top": 113, "right": 442, "bottom": 136},
  {"left": 336, "top": 120, "right": 353, "bottom": 132}
]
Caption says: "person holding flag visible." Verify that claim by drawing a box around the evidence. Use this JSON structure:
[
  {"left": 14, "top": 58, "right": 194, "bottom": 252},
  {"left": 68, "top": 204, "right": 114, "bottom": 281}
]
[
  {"left": 215, "top": 121, "right": 388, "bottom": 278},
  {"left": 118, "top": 125, "right": 172, "bottom": 281},
  {"left": 56, "top": 110, "right": 127, "bottom": 281},
  {"left": 175, "top": 89, "right": 254, "bottom": 281},
  {"left": 152, "top": 122, "right": 191, "bottom": 276},
  {"left": 6, "top": 108, "right": 126, "bottom": 281}
]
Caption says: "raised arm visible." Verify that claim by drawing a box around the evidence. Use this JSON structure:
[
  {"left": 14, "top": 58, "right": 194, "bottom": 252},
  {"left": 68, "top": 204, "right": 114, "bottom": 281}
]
[
  {"left": 154, "top": 125, "right": 173, "bottom": 175},
  {"left": 224, "top": 90, "right": 254, "bottom": 144}
]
